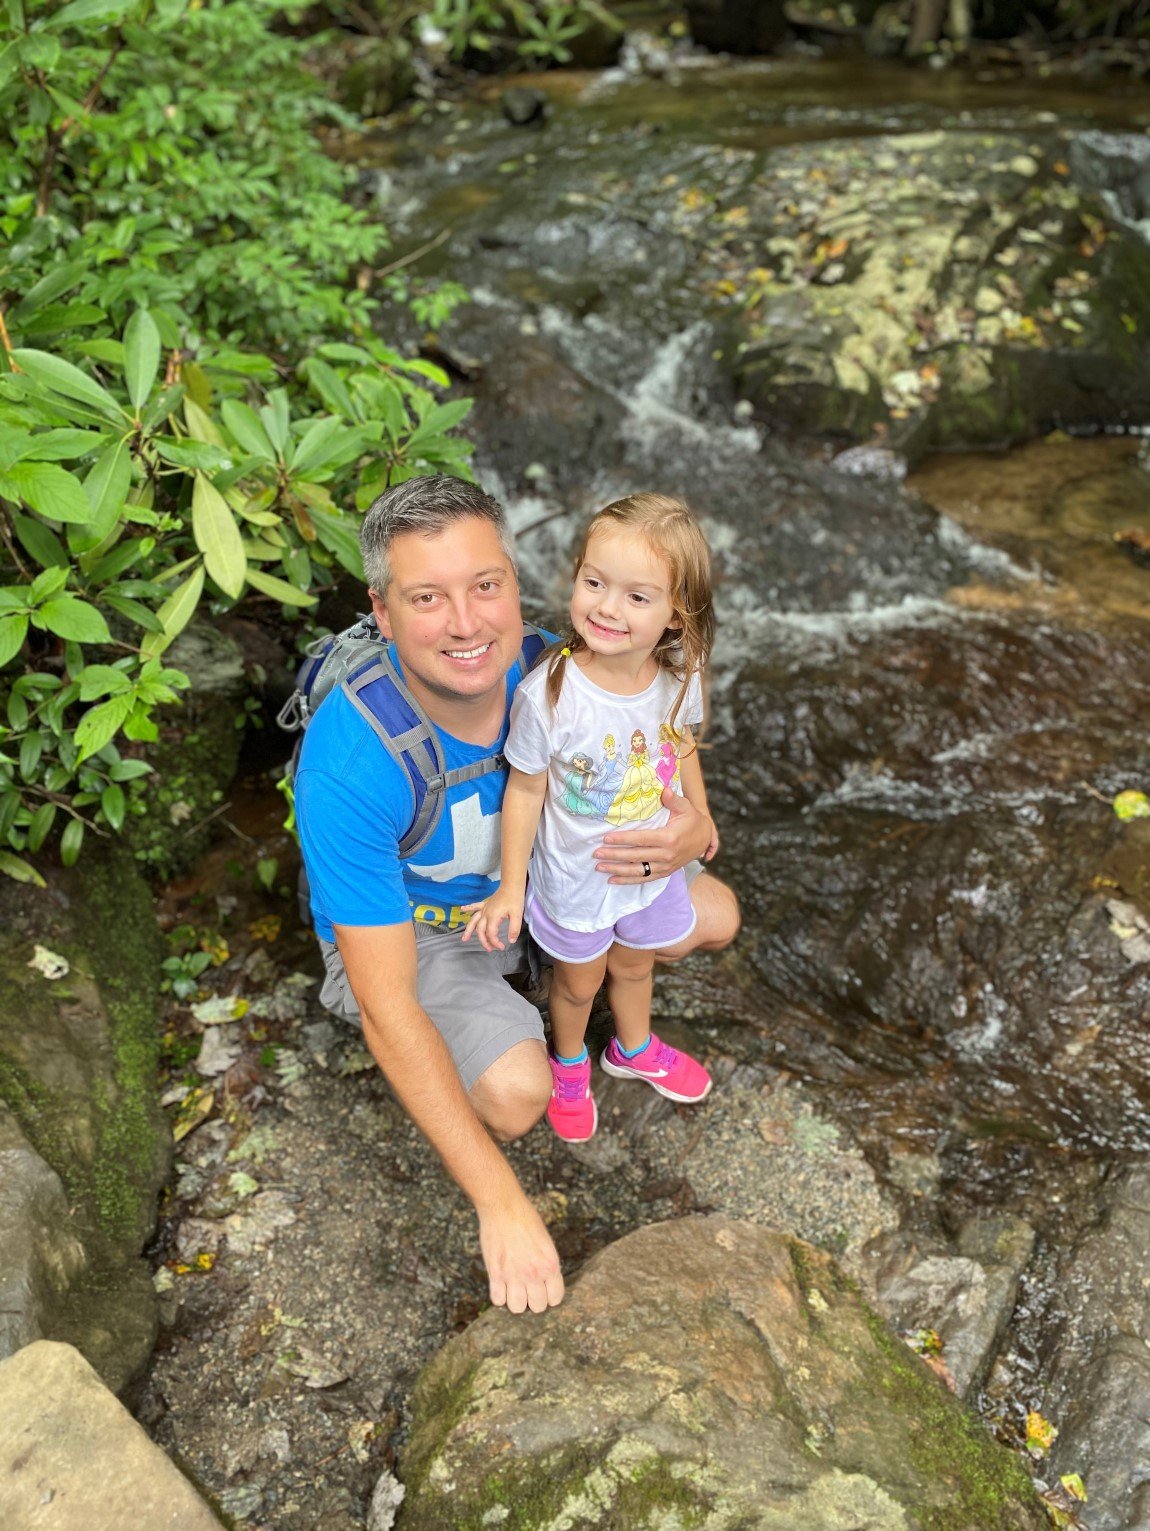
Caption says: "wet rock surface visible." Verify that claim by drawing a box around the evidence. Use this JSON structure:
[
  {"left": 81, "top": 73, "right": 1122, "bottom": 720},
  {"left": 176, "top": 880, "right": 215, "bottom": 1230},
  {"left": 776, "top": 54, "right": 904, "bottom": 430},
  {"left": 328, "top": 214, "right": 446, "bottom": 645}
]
[
  {"left": 403, "top": 1216, "right": 1047, "bottom": 1530},
  {"left": 1038, "top": 1165, "right": 1150, "bottom": 1531},
  {"left": 374, "top": 65, "right": 1150, "bottom": 456}
]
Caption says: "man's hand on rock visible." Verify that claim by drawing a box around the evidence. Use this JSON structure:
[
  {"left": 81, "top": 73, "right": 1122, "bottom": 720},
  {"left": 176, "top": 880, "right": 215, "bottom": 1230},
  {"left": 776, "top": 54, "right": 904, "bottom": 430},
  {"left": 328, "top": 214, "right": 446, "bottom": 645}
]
[{"left": 479, "top": 1198, "right": 564, "bottom": 1315}]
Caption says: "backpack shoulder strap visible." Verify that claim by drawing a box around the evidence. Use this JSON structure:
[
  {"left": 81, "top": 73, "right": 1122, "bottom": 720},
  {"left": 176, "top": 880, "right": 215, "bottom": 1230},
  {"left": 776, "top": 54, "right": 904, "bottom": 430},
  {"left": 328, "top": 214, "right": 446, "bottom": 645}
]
[
  {"left": 340, "top": 623, "right": 552, "bottom": 860},
  {"left": 519, "top": 622, "right": 549, "bottom": 675},
  {"left": 276, "top": 613, "right": 382, "bottom": 733},
  {"left": 342, "top": 647, "right": 449, "bottom": 858}
]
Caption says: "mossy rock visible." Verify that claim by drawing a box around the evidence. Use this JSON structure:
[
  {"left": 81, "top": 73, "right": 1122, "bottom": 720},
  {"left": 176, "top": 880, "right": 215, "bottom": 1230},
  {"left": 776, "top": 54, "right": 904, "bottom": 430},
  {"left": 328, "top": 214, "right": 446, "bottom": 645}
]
[
  {"left": 402, "top": 1217, "right": 1047, "bottom": 1529},
  {"left": 727, "top": 130, "right": 1150, "bottom": 452},
  {"left": 0, "top": 840, "right": 168, "bottom": 1391},
  {"left": 338, "top": 36, "right": 416, "bottom": 119}
]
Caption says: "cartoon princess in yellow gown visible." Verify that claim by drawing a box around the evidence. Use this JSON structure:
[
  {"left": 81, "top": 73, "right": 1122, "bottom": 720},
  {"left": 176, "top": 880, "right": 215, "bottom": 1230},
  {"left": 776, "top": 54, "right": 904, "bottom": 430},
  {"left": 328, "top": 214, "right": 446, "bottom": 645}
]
[{"left": 605, "top": 729, "right": 662, "bottom": 825}]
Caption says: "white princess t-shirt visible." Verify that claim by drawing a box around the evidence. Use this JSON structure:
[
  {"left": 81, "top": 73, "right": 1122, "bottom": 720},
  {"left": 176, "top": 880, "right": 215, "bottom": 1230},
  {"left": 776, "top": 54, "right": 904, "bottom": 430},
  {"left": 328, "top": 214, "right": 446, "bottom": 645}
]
[{"left": 503, "top": 659, "right": 703, "bottom": 933}]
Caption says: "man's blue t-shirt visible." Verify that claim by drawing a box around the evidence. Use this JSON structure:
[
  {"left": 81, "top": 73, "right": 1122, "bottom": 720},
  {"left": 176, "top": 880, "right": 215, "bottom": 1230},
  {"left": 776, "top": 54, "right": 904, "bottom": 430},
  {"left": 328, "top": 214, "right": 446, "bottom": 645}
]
[{"left": 295, "top": 643, "right": 543, "bottom": 940}]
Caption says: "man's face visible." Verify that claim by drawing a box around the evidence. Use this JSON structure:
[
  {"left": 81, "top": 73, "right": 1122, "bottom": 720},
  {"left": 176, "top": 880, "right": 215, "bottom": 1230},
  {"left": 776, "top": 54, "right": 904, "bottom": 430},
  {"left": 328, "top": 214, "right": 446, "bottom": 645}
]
[{"left": 371, "top": 517, "right": 523, "bottom": 711}]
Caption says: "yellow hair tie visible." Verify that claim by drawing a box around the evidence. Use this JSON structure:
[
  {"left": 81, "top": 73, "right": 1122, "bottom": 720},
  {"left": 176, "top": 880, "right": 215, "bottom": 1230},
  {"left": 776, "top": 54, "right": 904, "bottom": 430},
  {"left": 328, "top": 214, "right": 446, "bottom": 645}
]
[{"left": 560, "top": 646, "right": 571, "bottom": 657}]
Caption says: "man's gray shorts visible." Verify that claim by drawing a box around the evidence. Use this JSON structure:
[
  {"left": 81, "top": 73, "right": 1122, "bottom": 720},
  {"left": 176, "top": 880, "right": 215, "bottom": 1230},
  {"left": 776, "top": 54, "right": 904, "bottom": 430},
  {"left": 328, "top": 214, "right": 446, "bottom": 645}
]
[{"left": 317, "top": 925, "right": 546, "bottom": 1091}]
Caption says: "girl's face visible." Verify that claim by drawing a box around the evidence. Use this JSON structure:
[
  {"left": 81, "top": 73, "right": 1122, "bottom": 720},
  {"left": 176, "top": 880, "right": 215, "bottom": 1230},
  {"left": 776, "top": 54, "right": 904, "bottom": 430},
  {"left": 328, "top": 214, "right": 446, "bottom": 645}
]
[{"left": 571, "top": 526, "right": 676, "bottom": 664}]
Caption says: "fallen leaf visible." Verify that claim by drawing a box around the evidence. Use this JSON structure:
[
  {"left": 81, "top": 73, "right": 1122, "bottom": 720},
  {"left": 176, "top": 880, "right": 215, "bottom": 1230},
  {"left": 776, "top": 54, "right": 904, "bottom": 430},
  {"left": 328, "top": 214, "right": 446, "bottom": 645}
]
[
  {"left": 172, "top": 1085, "right": 215, "bottom": 1142},
  {"left": 191, "top": 994, "right": 249, "bottom": 1027},
  {"left": 1026, "top": 1408, "right": 1058, "bottom": 1454},
  {"left": 27, "top": 945, "right": 69, "bottom": 980}
]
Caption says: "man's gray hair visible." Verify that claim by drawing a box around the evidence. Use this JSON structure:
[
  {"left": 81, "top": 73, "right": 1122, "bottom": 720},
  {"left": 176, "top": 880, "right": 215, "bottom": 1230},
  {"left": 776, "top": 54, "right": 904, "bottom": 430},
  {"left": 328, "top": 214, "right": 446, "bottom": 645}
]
[{"left": 360, "top": 474, "right": 516, "bottom": 595}]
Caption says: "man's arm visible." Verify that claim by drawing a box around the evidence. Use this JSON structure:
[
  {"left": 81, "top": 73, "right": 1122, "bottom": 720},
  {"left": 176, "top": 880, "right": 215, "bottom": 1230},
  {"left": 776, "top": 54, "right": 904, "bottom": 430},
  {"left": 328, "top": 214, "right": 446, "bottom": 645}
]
[
  {"left": 676, "top": 730, "right": 719, "bottom": 861},
  {"left": 335, "top": 920, "right": 563, "bottom": 1314}
]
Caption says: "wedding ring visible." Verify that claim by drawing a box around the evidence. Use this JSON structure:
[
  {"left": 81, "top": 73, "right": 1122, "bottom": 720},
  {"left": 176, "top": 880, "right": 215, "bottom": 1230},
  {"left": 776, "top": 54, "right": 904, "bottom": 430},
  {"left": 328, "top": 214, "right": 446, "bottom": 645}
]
[{"left": 641, "top": 861, "right": 652, "bottom": 878}]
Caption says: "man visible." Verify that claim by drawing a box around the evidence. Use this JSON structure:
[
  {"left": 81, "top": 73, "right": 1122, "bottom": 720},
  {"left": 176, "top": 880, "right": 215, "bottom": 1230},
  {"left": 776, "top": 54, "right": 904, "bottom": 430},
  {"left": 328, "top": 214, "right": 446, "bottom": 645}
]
[{"left": 295, "top": 476, "right": 738, "bottom": 1315}]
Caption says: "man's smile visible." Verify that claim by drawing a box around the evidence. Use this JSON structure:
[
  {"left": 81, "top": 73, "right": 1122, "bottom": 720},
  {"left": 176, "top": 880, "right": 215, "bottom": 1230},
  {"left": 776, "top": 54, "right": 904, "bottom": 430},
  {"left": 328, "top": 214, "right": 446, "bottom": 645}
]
[{"left": 444, "top": 642, "right": 494, "bottom": 661}]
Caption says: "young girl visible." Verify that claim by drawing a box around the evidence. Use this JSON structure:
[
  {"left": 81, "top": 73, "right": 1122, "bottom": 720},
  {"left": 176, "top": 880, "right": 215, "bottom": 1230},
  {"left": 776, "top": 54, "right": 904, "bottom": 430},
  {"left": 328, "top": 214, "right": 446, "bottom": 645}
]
[{"left": 462, "top": 493, "right": 718, "bottom": 1142}]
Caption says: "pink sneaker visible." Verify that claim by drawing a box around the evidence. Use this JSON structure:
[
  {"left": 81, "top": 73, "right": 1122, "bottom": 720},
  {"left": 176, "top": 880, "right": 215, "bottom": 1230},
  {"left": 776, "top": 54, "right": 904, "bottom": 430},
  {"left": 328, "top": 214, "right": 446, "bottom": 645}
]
[
  {"left": 546, "top": 1052, "right": 598, "bottom": 1141},
  {"left": 600, "top": 1033, "right": 712, "bottom": 1104}
]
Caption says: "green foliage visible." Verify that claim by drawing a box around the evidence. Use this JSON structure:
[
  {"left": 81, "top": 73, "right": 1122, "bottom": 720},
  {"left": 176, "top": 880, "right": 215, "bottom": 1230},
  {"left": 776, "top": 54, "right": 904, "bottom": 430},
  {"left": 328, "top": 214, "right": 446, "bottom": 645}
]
[
  {"left": 420, "top": 0, "right": 620, "bottom": 63},
  {"left": 0, "top": 311, "right": 473, "bottom": 873},
  {"left": 1, "top": 0, "right": 384, "bottom": 350},
  {"left": 0, "top": 0, "right": 477, "bottom": 877}
]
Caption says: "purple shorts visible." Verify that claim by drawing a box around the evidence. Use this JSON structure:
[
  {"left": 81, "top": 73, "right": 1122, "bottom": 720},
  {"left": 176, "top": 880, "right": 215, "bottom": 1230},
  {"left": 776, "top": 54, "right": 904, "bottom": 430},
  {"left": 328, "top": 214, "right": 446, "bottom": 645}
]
[{"left": 525, "top": 870, "right": 697, "bottom": 965}]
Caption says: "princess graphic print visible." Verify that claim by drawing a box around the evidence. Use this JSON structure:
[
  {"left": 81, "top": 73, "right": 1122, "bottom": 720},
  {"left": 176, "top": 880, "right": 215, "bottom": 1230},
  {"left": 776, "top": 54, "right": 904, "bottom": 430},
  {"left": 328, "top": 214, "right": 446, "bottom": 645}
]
[{"left": 503, "top": 659, "right": 704, "bottom": 933}]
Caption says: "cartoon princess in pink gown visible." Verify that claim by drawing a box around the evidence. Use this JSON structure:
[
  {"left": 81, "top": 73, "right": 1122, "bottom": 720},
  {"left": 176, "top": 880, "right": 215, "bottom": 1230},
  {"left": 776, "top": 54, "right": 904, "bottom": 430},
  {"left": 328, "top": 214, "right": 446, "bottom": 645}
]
[{"left": 655, "top": 722, "right": 680, "bottom": 789}]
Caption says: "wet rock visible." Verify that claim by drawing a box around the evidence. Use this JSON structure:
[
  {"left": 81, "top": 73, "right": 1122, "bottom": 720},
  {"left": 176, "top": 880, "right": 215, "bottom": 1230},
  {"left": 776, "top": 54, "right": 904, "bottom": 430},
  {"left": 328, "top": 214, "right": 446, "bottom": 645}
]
[
  {"left": 727, "top": 129, "right": 1150, "bottom": 449},
  {"left": 680, "top": 599, "right": 1150, "bottom": 1218},
  {"left": 1040, "top": 1165, "right": 1150, "bottom": 1530},
  {"left": 686, "top": 0, "right": 790, "bottom": 54},
  {"left": 464, "top": 326, "right": 625, "bottom": 497},
  {"left": 1070, "top": 130, "right": 1150, "bottom": 233},
  {"left": 402, "top": 1217, "right": 1046, "bottom": 1528},
  {"left": 0, "top": 1109, "right": 86, "bottom": 1360},
  {"left": 864, "top": 1216, "right": 1035, "bottom": 1399},
  {"left": 0, "top": 1340, "right": 224, "bottom": 1528},
  {"left": 501, "top": 86, "right": 547, "bottom": 127}
]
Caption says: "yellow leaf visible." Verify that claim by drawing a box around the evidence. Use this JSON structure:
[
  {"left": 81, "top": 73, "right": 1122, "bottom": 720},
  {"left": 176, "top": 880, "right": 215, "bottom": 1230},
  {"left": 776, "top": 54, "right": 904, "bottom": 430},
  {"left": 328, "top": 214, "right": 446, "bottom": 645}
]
[
  {"left": 201, "top": 933, "right": 230, "bottom": 966},
  {"left": 172, "top": 1086, "right": 214, "bottom": 1143},
  {"left": 1060, "top": 1473, "right": 1087, "bottom": 1502},
  {"left": 1114, "top": 790, "right": 1150, "bottom": 821},
  {"left": 1026, "top": 1409, "right": 1058, "bottom": 1453},
  {"left": 192, "top": 473, "right": 246, "bottom": 599}
]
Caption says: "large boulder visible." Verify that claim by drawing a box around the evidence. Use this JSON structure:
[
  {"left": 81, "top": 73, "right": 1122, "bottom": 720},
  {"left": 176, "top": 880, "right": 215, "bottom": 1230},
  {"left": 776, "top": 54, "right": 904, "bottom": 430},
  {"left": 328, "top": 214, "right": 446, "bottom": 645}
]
[
  {"left": 721, "top": 129, "right": 1150, "bottom": 451},
  {"left": 0, "top": 1108, "right": 86, "bottom": 1359},
  {"left": 402, "top": 1217, "right": 1046, "bottom": 1528},
  {"left": 0, "top": 1340, "right": 224, "bottom": 1529}
]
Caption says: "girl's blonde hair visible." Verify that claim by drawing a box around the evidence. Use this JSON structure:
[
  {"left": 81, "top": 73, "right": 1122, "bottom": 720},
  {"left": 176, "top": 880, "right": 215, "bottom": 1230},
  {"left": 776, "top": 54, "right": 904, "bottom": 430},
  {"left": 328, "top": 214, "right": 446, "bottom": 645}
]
[{"left": 545, "top": 493, "right": 715, "bottom": 740}]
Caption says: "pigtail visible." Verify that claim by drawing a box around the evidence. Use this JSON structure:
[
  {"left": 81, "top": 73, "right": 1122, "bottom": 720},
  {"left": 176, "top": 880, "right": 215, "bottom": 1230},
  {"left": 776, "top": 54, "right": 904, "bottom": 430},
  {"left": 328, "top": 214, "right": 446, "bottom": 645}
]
[{"left": 544, "top": 628, "right": 581, "bottom": 712}]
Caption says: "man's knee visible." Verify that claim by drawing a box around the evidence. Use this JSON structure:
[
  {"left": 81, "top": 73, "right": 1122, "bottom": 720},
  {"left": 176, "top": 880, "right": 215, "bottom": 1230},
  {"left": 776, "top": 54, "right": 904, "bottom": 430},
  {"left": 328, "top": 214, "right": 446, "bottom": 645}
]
[
  {"left": 658, "top": 871, "right": 740, "bottom": 962},
  {"left": 470, "top": 1039, "right": 551, "bottom": 1142}
]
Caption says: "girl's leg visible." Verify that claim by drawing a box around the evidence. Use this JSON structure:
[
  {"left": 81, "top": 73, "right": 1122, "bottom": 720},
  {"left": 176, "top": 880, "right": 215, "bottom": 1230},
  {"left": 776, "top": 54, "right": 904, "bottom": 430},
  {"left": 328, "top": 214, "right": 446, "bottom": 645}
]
[
  {"left": 548, "top": 952, "right": 609, "bottom": 1061},
  {"left": 601, "top": 940, "right": 712, "bottom": 1104},
  {"left": 604, "top": 941, "right": 655, "bottom": 1053}
]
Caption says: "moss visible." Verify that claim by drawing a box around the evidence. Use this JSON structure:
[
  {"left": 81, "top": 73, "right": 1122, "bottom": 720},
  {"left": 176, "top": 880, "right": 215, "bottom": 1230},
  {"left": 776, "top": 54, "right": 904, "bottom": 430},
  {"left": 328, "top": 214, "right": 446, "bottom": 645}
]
[
  {"left": 401, "top": 1358, "right": 482, "bottom": 1506},
  {"left": 70, "top": 843, "right": 167, "bottom": 1247},
  {"left": 0, "top": 844, "right": 165, "bottom": 1252},
  {"left": 411, "top": 1443, "right": 716, "bottom": 1531},
  {"left": 124, "top": 717, "right": 241, "bottom": 880},
  {"left": 850, "top": 1308, "right": 1044, "bottom": 1530}
]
